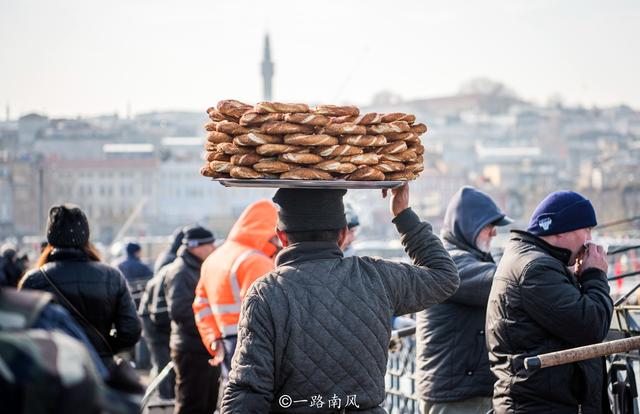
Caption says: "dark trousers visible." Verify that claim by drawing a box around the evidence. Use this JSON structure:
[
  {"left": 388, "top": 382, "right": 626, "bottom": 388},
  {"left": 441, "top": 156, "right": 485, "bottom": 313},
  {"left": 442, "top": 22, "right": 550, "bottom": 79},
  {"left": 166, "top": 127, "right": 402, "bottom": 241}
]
[
  {"left": 171, "top": 349, "right": 221, "bottom": 414},
  {"left": 142, "top": 317, "right": 174, "bottom": 399},
  {"left": 222, "top": 336, "right": 238, "bottom": 378},
  {"left": 149, "top": 339, "right": 175, "bottom": 399}
]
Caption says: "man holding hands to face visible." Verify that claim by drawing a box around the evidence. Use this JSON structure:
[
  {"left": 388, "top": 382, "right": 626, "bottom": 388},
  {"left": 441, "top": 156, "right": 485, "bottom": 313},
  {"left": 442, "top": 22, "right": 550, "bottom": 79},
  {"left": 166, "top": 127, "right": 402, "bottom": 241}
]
[{"left": 486, "top": 191, "right": 613, "bottom": 414}]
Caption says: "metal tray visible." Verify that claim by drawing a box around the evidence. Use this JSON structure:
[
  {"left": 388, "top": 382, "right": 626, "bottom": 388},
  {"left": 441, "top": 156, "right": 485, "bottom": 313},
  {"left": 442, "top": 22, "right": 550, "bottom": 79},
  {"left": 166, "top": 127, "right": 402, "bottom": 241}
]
[{"left": 214, "top": 178, "right": 406, "bottom": 189}]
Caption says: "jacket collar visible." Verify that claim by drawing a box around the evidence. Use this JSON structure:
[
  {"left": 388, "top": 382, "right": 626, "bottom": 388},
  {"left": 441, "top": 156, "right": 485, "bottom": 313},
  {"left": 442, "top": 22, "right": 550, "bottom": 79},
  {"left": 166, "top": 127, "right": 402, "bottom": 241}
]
[
  {"left": 276, "top": 241, "right": 343, "bottom": 267},
  {"left": 442, "top": 231, "right": 494, "bottom": 263},
  {"left": 510, "top": 230, "right": 573, "bottom": 266},
  {"left": 48, "top": 247, "right": 90, "bottom": 262},
  {"left": 177, "top": 246, "right": 203, "bottom": 269}
]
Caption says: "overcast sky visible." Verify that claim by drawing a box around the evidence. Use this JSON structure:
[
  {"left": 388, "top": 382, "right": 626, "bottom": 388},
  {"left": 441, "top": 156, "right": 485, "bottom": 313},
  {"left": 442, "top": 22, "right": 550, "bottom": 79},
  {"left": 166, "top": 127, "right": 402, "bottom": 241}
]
[{"left": 1, "top": 0, "right": 638, "bottom": 118}]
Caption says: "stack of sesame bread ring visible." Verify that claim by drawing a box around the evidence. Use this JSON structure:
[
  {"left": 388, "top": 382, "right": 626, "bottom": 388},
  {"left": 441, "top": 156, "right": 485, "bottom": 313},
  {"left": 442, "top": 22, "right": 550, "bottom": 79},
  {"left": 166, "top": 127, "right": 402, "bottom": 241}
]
[{"left": 200, "top": 100, "right": 427, "bottom": 181}]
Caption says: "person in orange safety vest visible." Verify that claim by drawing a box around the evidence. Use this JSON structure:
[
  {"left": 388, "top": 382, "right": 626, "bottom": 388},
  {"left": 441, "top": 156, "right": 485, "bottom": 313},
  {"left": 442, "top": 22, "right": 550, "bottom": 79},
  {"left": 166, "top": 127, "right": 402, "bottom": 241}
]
[{"left": 193, "top": 199, "right": 279, "bottom": 374}]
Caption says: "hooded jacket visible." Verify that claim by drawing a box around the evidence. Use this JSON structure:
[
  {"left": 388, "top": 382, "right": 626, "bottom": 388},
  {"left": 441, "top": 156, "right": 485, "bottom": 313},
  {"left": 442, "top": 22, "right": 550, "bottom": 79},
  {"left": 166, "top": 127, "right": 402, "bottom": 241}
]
[
  {"left": 416, "top": 186, "right": 507, "bottom": 402},
  {"left": 194, "top": 200, "right": 278, "bottom": 355}
]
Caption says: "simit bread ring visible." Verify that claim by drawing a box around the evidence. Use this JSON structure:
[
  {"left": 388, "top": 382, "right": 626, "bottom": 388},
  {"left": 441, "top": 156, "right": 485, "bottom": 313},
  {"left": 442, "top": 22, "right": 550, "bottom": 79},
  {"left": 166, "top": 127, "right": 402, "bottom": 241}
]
[
  {"left": 322, "top": 123, "right": 367, "bottom": 136},
  {"left": 366, "top": 121, "right": 411, "bottom": 135},
  {"left": 315, "top": 160, "right": 358, "bottom": 174},
  {"left": 395, "top": 149, "right": 418, "bottom": 161},
  {"left": 379, "top": 141, "right": 408, "bottom": 154},
  {"left": 216, "top": 120, "right": 250, "bottom": 135},
  {"left": 206, "top": 151, "right": 231, "bottom": 162},
  {"left": 410, "top": 123, "right": 428, "bottom": 135},
  {"left": 229, "top": 166, "right": 264, "bottom": 179},
  {"left": 253, "top": 161, "right": 293, "bottom": 173},
  {"left": 313, "top": 105, "right": 359, "bottom": 117},
  {"left": 283, "top": 134, "right": 338, "bottom": 146},
  {"left": 408, "top": 144, "right": 425, "bottom": 155},
  {"left": 381, "top": 113, "right": 416, "bottom": 123},
  {"left": 230, "top": 153, "right": 270, "bottom": 166},
  {"left": 206, "top": 131, "right": 232, "bottom": 144},
  {"left": 278, "top": 152, "right": 324, "bottom": 165},
  {"left": 372, "top": 161, "right": 405, "bottom": 173},
  {"left": 256, "top": 144, "right": 307, "bottom": 156},
  {"left": 340, "top": 153, "right": 379, "bottom": 165},
  {"left": 314, "top": 145, "right": 363, "bottom": 157},
  {"left": 284, "top": 113, "right": 330, "bottom": 126},
  {"left": 200, "top": 165, "right": 228, "bottom": 178},
  {"left": 332, "top": 113, "right": 382, "bottom": 125},
  {"left": 254, "top": 102, "right": 310, "bottom": 113},
  {"left": 385, "top": 171, "right": 416, "bottom": 181},
  {"left": 346, "top": 166, "right": 385, "bottom": 181},
  {"left": 404, "top": 162, "right": 424, "bottom": 173},
  {"left": 206, "top": 108, "right": 227, "bottom": 122},
  {"left": 239, "top": 112, "right": 285, "bottom": 126},
  {"left": 261, "top": 121, "right": 315, "bottom": 135},
  {"left": 384, "top": 132, "right": 418, "bottom": 142},
  {"left": 216, "top": 142, "right": 254, "bottom": 155},
  {"left": 204, "top": 141, "right": 217, "bottom": 152},
  {"left": 339, "top": 135, "right": 387, "bottom": 147},
  {"left": 209, "top": 161, "right": 233, "bottom": 173},
  {"left": 280, "top": 168, "right": 333, "bottom": 180},
  {"left": 216, "top": 100, "right": 253, "bottom": 119},
  {"left": 234, "top": 132, "right": 282, "bottom": 146}
]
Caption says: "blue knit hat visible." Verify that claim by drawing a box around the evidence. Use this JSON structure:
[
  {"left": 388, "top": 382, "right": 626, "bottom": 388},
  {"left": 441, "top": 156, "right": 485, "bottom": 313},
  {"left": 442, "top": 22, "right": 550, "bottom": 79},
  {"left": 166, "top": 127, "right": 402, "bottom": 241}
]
[{"left": 527, "top": 191, "right": 597, "bottom": 236}]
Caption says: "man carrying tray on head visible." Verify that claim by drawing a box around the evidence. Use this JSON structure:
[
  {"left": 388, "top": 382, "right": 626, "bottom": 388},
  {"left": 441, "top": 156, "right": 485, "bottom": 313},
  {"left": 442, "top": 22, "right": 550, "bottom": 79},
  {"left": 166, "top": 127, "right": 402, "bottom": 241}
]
[{"left": 221, "top": 184, "right": 460, "bottom": 413}]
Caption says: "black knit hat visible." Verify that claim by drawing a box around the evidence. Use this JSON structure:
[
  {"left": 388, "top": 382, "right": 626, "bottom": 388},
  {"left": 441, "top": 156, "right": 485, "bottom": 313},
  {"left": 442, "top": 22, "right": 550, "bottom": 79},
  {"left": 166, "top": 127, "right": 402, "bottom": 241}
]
[
  {"left": 46, "top": 204, "right": 90, "bottom": 248},
  {"left": 272, "top": 189, "right": 347, "bottom": 232},
  {"left": 182, "top": 225, "right": 215, "bottom": 248}
]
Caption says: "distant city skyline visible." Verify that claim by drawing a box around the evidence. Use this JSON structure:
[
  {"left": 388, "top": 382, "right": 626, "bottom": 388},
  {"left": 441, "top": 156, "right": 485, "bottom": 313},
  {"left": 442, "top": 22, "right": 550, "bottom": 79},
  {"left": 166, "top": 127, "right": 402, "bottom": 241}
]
[{"left": 1, "top": 0, "right": 639, "bottom": 118}]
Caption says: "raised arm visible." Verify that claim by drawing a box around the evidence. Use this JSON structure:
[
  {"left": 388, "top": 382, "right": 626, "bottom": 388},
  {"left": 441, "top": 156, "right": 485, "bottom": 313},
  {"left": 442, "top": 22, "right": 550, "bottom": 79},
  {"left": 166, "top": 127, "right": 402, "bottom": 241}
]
[{"left": 379, "top": 184, "right": 459, "bottom": 315}]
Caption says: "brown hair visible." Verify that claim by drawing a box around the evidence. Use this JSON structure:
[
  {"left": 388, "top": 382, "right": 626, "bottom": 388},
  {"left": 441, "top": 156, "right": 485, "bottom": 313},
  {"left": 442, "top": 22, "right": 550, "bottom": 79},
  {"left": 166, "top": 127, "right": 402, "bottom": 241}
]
[{"left": 35, "top": 243, "right": 101, "bottom": 268}]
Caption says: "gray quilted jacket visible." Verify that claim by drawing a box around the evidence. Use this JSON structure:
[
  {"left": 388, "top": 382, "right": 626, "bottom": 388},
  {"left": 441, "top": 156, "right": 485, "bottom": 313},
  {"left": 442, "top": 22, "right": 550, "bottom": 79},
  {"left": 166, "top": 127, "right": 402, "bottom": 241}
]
[{"left": 221, "top": 208, "right": 459, "bottom": 413}]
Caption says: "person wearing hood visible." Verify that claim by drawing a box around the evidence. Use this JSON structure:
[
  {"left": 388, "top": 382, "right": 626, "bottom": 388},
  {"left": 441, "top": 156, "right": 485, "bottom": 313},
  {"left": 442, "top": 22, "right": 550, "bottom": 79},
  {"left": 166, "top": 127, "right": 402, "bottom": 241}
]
[
  {"left": 193, "top": 199, "right": 279, "bottom": 375},
  {"left": 154, "top": 227, "right": 185, "bottom": 274},
  {"left": 416, "top": 186, "right": 512, "bottom": 414}
]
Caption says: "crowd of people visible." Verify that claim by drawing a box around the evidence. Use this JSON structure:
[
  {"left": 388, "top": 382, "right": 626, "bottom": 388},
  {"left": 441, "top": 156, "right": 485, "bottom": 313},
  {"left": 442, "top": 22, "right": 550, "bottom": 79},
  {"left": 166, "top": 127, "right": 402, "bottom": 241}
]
[{"left": 0, "top": 182, "right": 615, "bottom": 414}]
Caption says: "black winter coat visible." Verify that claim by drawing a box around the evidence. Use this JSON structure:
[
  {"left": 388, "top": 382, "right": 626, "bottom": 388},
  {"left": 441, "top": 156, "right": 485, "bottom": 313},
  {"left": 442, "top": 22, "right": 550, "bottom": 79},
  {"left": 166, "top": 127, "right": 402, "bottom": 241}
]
[
  {"left": 415, "top": 233, "right": 496, "bottom": 402},
  {"left": 486, "top": 231, "right": 613, "bottom": 414},
  {"left": 164, "top": 247, "right": 208, "bottom": 354},
  {"left": 21, "top": 247, "right": 141, "bottom": 360}
]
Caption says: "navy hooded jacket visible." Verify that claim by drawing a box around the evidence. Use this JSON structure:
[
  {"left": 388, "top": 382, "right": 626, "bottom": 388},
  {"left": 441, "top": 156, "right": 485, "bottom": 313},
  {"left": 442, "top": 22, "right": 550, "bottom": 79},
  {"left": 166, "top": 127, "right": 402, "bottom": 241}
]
[{"left": 416, "top": 186, "right": 509, "bottom": 402}]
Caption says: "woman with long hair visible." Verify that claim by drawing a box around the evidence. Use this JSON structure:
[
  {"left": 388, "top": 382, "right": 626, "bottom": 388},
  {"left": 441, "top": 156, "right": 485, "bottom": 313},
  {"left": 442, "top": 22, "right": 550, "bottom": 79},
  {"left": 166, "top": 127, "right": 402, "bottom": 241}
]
[{"left": 20, "top": 204, "right": 141, "bottom": 366}]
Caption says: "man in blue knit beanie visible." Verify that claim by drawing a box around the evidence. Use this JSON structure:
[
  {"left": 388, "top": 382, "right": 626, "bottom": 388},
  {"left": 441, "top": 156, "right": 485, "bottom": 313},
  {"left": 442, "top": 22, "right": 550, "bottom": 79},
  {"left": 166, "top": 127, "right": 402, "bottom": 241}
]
[{"left": 486, "top": 190, "right": 613, "bottom": 414}]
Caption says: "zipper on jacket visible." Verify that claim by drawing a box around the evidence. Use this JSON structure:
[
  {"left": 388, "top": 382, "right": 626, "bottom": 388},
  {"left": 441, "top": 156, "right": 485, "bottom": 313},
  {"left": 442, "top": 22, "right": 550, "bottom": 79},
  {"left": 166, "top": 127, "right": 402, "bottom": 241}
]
[{"left": 577, "top": 403, "right": 582, "bottom": 414}]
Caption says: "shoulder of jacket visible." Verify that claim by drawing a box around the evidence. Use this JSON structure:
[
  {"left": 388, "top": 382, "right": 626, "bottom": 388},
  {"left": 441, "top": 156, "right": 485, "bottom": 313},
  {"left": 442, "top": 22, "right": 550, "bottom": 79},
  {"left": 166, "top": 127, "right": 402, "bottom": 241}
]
[
  {"left": 241, "top": 251, "right": 273, "bottom": 266},
  {"left": 521, "top": 255, "right": 566, "bottom": 280}
]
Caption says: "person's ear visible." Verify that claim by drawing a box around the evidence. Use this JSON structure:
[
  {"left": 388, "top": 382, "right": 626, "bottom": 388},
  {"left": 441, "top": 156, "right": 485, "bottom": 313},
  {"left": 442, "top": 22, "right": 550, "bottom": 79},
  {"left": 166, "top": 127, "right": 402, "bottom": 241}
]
[
  {"left": 276, "top": 229, "right": 289, "bottom": 248},
  {"left": 338, "top": 226, "right": 349, "bottom": 249}
]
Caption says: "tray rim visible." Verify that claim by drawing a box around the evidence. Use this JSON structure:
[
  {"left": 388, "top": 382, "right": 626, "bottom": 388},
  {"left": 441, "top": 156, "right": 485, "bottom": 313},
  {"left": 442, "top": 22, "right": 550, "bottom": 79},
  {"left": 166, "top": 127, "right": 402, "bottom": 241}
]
[{"left": 212, "top": 178, "right": 407, "bottom": 189}]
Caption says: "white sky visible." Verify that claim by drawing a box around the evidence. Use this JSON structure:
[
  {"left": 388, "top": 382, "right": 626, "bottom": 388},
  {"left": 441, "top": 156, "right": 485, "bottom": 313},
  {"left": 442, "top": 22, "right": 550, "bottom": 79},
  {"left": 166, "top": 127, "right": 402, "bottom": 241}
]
[{"left": 1, "top": 0, "right": 638, "bottom": 118}]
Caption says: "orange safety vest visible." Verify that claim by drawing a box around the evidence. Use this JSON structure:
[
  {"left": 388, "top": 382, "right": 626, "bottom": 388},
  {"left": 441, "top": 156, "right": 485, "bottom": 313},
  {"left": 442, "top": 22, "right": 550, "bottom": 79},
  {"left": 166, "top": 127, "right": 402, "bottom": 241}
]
[{"left": 193, "top": 199, "right": 277, "bottom": 356}]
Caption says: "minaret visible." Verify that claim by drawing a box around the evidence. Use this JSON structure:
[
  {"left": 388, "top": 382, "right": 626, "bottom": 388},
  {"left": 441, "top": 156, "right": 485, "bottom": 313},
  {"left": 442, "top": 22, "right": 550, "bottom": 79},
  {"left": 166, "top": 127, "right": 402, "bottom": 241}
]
[{"left": 261, "top": 33, "right": 274, "bottom": 101}]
